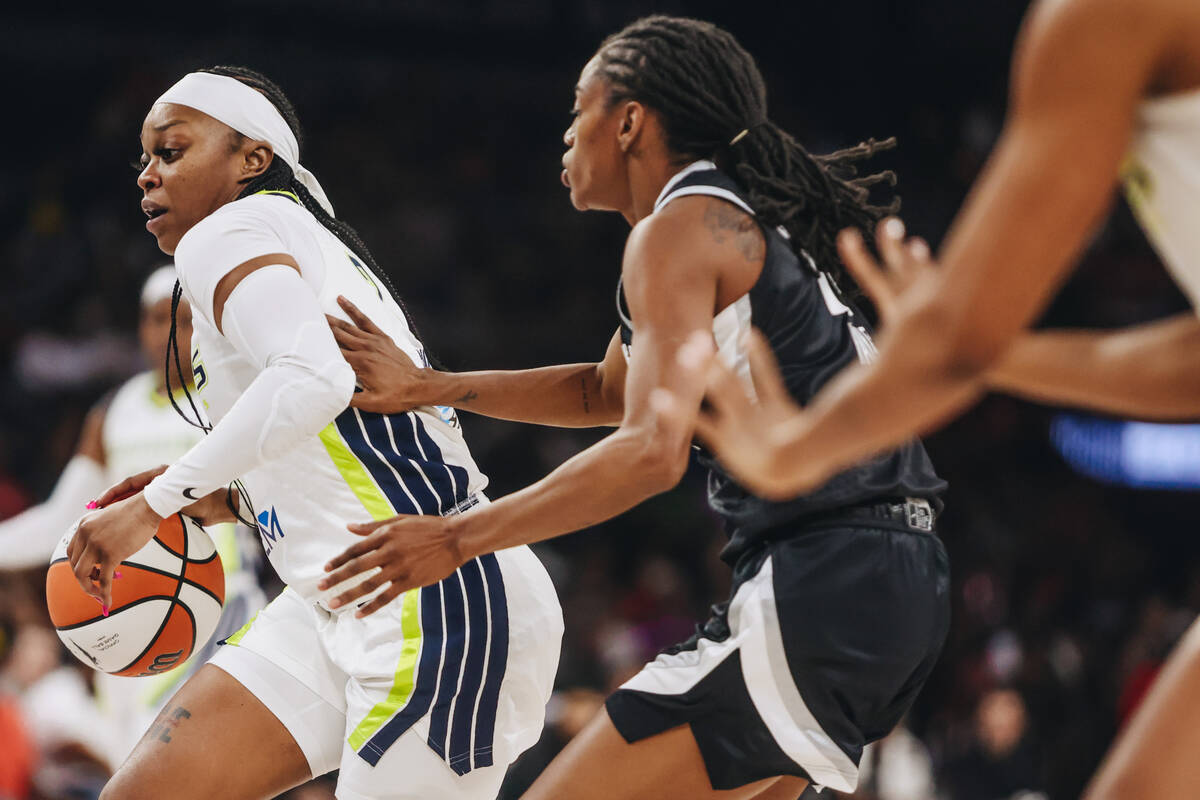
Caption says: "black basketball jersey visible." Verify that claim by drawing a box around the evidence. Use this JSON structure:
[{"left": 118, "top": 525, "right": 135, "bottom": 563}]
[{"left": 618, "top": 162, "right": 947, "bottom": 563}]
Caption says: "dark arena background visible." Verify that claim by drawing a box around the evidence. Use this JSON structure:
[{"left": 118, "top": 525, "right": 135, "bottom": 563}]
[{"left": 1, "top": 2, "right": 1197, "bottom": 799}]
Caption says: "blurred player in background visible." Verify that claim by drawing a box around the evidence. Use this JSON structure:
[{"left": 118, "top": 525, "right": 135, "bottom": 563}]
[
  {"left": 0, "top": 265, "right": 265, "bottom": 771},
  {"left": 662, "top": 0, "right": 1200, "bottom": 796},
  {"left": 320, "top": 15, "right": 948, "bottom": 800},
  {"left": 0, "top": 266, "right": 198, "bottom": 568}
]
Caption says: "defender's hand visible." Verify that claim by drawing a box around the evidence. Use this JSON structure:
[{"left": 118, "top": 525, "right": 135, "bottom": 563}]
[
  {"left": 327, "top": 296, "right": 433, "bottom": 414},
  {"left": 837, "top": 217, "right": 936, "bottom": 328},
  {"left": 318, "top": 514, "right": 466, "bottom": 617},
  {"left": 652, "top": 330, "right": 816, "bottom": 500}
]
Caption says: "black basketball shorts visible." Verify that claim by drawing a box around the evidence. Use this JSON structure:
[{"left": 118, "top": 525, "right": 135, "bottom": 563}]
[{"left": 605, "top": 513, "right": 949, "bottom": 793}]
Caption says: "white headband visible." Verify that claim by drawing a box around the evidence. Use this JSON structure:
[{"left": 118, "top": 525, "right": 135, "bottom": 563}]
[
  {"left": 141, "top": 264, "right": 179, "bottom": 308},
  {"left": 155, "top": 72, "right": 334, "bottom": 216}
]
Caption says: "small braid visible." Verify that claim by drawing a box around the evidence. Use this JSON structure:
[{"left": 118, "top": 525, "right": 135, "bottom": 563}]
[{"left": 596, "top": 16, "right": 898, "bottom": 296}]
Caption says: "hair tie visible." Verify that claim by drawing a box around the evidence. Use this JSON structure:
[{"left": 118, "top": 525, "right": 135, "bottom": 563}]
[{"left": 729, "top": 119, "right": 768, "bottom": 147}]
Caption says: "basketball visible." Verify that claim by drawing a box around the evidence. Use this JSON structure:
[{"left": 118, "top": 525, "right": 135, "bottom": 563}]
[{"left": 46, "top": 512, "right": 226, "bottom": 677}]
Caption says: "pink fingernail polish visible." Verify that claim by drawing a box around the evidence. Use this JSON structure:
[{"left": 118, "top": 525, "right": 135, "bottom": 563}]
[
  {"left": 86, "top": 501, "right": 98, "bottom": 509},
  {"left": 102, "top": 605, "right": 110, "bottom": 617},
  {"left": 114, "top": 571, "right": 123, "bottom": 579}
]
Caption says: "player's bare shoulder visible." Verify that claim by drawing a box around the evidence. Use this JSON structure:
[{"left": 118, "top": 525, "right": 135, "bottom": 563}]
[
  {"left": 637, "top": 194, "right": 764, "bottom": 267},
  {"left": 1023, "top": 0, "right": 1178, "bottom": 55}
]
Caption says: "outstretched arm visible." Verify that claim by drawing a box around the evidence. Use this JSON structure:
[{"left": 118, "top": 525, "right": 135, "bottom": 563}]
[
  {"left": 990, "top": 314, "right": 1200, "bottom": 420},
  {"left": 319, "top": 195, "right": 755, "bottom": 616},
  {"left": 329, "top": 296, "right": 626, "bottom": 427},
  {"left": 693, "top": 0, "right": 1176, "bottom": 496}
]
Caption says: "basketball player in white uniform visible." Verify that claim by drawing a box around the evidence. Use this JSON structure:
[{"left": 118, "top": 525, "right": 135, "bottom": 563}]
[
  {"left": 68, "top": 67, "right": 561, "bottom": 800},
  {"left": 658, "top": 0, "right": 1200, "bottom": 796},
  {"left": 0, "top": 266, "right": 264, "bottom": 770}
]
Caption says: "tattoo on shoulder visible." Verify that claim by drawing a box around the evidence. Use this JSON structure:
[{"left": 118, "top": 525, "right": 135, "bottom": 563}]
[
  {"left": 148, "top": 703, "right": 192, "bottom": 744},
  {"left": 454, "top": 390, "right": 478, "bottom": 405},
  {"left": 702, "top": 198, "right": 765, "bottom": 264}
]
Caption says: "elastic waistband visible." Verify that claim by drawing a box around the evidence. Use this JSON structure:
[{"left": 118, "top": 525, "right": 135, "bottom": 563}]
[{"left": 791, "top": 496, "right": 937, "bottom": 535}]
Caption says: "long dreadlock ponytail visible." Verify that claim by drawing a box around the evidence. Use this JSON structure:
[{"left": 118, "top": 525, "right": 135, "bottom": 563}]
[{"left": 594, "top": 15, "right": 898, "bottom": 296}]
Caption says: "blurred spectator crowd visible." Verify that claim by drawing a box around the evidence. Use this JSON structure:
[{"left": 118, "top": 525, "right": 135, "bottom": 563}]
[{"left": 1, "top": 2, "right": 1197, "bottom": 798}]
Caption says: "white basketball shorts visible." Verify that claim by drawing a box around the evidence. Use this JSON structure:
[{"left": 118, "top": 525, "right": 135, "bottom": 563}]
[{"left": 210, "top": 544, "right": 562, "bottom": 800}]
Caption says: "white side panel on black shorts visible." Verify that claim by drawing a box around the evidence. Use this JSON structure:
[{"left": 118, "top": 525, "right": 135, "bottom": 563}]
[
  {"left": 619, "top": 555, "right": 860, "bottom": 793},
  {"left": 730, "top": 557, "right": 859, "bottom": 792}
]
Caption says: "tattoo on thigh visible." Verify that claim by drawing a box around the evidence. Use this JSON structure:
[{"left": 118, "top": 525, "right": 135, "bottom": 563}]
[{"left": 148, "top": 704, "right": 192, "bottom": 744}]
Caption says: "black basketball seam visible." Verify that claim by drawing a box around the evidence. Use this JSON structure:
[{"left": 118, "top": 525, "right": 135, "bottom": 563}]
[
  {"left": 154, "top": 515, "right": 214, "bottom": 561},
  {"left": 112, "top": 513, "right": 192, "bottom": 675},
  {"left": 51, "top": 552, "right": 218, "bottom": 575},
  {"left": 118, "top": 561, "right": 225, "bottom": 607},
  {"left": 48, "top": 520, "right": 220, "bottom": 570},
  {"left": 154, "top": 514, "right": 188, "bottom": 558},
  {"left": 53, "top": 594, "right": 178, "bottom": 630}
]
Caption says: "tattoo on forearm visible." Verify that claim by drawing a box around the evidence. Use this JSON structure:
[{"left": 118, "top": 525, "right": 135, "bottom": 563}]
[
  {"left": 703, "top": 198, "right": 765, "bottom": 264},
  {"left": 581, "top": 377, "right": 591, "bottom": 413},
  {"left": 148, "top": 704, "right": 192, "bottom": 744},
  {"left": 454, "top": 390, "right": 478, "bottom": 405}
]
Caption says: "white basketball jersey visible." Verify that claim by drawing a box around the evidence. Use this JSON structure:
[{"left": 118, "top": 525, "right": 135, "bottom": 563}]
[
  {"left": 178, "top": 192, "right": 489, "bottom": 604},
  {"left": 1122, "top": 87, "right": 1200, "bottom": 309}
]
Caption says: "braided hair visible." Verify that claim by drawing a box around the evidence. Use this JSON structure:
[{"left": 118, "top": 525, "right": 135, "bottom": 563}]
[{"left": 594, "top": 15, "right": 898, "bottom": 295}]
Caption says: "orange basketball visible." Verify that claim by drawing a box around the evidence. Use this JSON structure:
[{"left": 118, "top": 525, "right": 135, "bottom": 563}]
[{"left": 47, "top": 513, "right": 225, "bottom": 677}]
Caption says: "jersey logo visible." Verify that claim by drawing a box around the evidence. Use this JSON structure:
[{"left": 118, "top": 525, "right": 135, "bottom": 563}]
[
  {"left": 255, "top": 506, "right": 286, "bottom": 556},
  {"left": 433, "top": 405, "right": 461, "bottom": 429},
  {"left": 905, "top": 499, "right": 934, "bottom": 532},
  {"left": 346, "top": 252, "right": 383, "bottom": 300},
  {"left": 182, "top": 488, "right": 201, "bottom": 501},
  {"left": 192, "top": 348, "right": 208, "bottom": 391}
]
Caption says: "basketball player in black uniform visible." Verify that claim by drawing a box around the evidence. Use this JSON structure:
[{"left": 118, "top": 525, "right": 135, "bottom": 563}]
[{"left": 320, "top": 16, "right": 949, "bottom": 799}]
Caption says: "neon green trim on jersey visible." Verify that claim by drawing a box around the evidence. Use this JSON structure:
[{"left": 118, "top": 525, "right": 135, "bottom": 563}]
[
  {"left": 318, "top": 422, "right": 394, "bottom": 521},
  {"left": 223, "top": 611, "right": 259, "bottom": 647},
  {"left": 347, "top": 588, "right": 422, "bottom": 751},
  {"left": 254, "top": 189, "right": 301, "bottom": 205}
]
